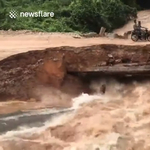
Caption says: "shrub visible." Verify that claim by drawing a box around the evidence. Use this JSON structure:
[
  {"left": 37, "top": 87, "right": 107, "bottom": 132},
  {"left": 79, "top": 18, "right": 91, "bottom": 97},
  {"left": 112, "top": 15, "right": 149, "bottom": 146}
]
[{"left": 0, "top": 0, "right": 137, "bottom": 32}]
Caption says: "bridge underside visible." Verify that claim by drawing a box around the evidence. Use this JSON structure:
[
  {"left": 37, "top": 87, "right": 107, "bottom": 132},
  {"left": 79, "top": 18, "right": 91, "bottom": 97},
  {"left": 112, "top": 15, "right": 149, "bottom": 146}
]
[{"left": 70, "top": 64, "right": 150, "bottom": 76}]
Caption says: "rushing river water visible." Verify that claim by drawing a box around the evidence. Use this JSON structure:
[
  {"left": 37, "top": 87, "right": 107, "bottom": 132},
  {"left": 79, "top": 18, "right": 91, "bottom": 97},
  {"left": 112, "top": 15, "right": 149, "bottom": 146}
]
[
  {"left": 0, "top": 78, "right": 147, "bottom": 140},
  {"left": 0, "top": 108, "right": 74, "bottom": 134}
]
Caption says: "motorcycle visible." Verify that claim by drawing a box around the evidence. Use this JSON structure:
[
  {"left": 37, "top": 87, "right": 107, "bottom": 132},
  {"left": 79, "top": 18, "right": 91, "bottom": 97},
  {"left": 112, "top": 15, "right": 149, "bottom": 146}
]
[{"left": 131, "top": 28, "right": 150, "bottom": 42}]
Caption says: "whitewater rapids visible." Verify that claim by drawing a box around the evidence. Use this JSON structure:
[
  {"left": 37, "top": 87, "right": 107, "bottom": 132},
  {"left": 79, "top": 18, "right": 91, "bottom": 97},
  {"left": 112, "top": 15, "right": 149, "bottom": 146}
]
[{"left": 0, "top": 78, "right": 150, "bottom": 150}]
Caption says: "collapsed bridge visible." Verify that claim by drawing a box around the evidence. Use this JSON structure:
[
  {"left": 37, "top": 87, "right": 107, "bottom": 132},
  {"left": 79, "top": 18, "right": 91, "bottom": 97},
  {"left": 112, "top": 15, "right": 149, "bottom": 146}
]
[{"left": 0, "top": 44, "right": 150, "bottom": 101}]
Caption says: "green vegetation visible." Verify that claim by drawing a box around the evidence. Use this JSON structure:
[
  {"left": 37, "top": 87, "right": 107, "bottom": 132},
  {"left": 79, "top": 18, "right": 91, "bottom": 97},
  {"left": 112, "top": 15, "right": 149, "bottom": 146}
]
[{"left": 0, "top": 0, "right": 139, "bottom": 33}]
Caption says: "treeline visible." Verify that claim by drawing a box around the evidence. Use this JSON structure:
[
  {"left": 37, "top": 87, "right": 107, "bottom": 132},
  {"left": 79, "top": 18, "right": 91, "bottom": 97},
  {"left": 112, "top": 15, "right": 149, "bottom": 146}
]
[{"left": 0, "top": 0, "right": 139, "bottom": 33}]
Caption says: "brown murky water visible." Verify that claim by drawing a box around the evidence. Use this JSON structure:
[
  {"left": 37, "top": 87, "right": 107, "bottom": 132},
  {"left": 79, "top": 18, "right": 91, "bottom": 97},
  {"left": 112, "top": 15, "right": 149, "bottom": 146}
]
[{"left": 1, "top": 78, "right": 150, "bottom": 150}]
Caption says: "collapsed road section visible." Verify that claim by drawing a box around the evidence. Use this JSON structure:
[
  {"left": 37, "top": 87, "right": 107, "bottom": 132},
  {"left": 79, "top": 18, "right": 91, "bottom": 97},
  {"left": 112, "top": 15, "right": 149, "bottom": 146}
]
[{"left": 0, "top": 44, "right": 150, "bottom": 101}]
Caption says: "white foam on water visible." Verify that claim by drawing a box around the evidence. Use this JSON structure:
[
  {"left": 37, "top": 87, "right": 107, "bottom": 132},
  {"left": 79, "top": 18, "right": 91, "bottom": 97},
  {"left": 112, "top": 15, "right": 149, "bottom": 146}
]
[
  {"left": 0, "top": 78, "right": 124, "bottom": 139},
  {"left": 72, "top": 93, "right": 104, "bottom": 109},
  {"left": 0, "top": 108, "right": 71, "bottom": 121},
  {"left": 0, "top": 92, "right": 105, "bottom": 139},
  {"left": 72, "top": 91, "right": 122, "bottom": 110},
  {"left": 0, "top": 110, "right": 75, "bottom": 140}
]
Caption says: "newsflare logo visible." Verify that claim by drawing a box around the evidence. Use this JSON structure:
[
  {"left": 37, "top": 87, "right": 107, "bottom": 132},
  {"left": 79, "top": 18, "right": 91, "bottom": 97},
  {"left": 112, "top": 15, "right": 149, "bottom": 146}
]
[
  {"left": 9, "top": 10, "right": 54, "bottom": 19},
  {"left": 9, "top": 10, "right": 18, "bottom": 18}
]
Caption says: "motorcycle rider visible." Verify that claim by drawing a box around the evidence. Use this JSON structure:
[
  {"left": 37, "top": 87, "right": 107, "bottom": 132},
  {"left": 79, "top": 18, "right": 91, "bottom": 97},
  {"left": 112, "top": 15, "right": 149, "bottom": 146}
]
[
  {"left": 138, "top": 21, "right": 143, "bottom": 39},
  {"left": 133, "top": 20, "right": 142, "bottom": 38},
  {"left": 133, "top": 20, "right": 147, "bottom": 40},
  {"left": 133, "top": 19, "right": 138, "bottom": 30},
  {"left": 132, "top": 20, "right": 150, "bottom": 41},
  {"left": 138, "top": 21, "right": 148, "bottom": 40}
]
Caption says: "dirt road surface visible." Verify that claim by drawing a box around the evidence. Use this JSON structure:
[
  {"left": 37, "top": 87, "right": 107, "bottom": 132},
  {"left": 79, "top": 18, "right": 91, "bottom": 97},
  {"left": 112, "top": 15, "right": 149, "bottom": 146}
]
[{"left": 0, "top": 32, "right": 149, "bottom": 60}]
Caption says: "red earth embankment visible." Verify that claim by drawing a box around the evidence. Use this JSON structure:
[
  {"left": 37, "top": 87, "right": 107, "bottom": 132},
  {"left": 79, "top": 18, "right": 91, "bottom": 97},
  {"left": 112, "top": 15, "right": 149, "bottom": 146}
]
[{"left": 0, "top": 44, "right": 150, "bottom": 101}]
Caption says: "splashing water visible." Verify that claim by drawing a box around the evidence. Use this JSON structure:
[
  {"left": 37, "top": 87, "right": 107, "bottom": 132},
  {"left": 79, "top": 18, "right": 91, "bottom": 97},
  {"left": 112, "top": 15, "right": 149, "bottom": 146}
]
[
  {"left": 0, "top": 78, "right": 124, "bottom": 139},
  {"left": 1, "top": 78, "right": 150, "bottom": 143}
]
